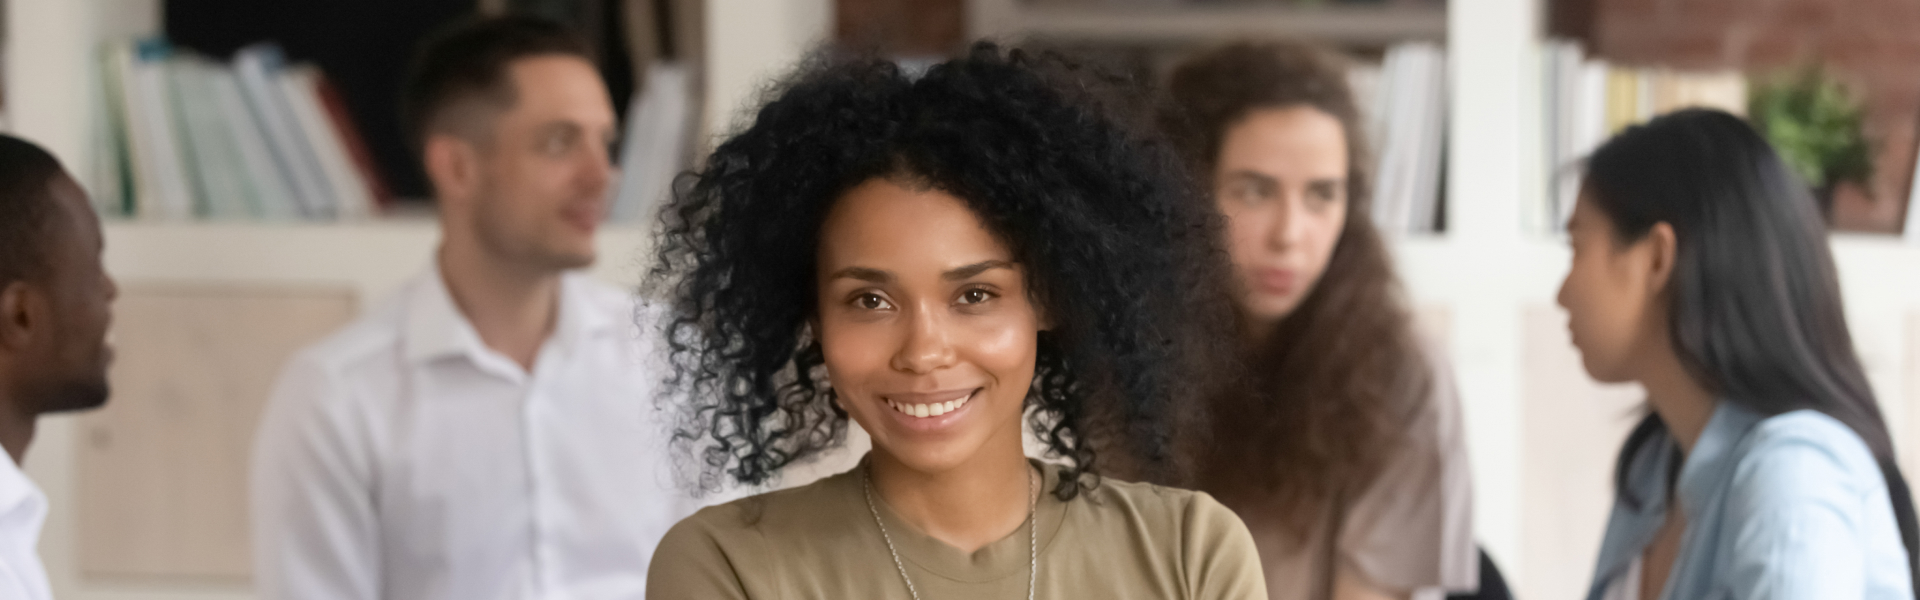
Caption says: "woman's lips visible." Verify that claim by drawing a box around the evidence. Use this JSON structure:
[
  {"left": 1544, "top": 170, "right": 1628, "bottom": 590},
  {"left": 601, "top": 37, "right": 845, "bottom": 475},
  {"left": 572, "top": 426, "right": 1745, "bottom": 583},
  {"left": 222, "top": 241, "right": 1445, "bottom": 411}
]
[
  {"left": 1250, "top": 267, "right": 1298, "bottom": 295},
  {"left": 884, "top": 389, "right": 976, "bottom": 418},
  {"left": 879, "top": 388, "right": 982, "bottom": 433}
]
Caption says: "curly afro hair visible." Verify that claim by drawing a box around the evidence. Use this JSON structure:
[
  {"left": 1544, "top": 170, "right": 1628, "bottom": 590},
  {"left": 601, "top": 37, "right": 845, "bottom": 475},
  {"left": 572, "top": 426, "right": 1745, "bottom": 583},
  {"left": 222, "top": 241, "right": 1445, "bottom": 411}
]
[{"left": 648, "top": 42, "right": 1237, "bottom": 501}]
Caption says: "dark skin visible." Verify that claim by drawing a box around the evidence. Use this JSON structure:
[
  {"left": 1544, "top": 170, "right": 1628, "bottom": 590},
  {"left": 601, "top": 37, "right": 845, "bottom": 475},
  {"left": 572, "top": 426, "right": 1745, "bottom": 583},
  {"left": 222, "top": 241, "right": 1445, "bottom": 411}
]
[{"left": 0, "top": 173, "right": 117, "bottom": 463}]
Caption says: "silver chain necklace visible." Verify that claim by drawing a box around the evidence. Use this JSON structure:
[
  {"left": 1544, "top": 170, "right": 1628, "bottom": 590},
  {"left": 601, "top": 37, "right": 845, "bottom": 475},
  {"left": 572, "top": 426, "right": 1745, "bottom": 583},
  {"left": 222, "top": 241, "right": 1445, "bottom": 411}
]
[{"left": 861, "top": 462, "right": 1038, "bottom": 600}]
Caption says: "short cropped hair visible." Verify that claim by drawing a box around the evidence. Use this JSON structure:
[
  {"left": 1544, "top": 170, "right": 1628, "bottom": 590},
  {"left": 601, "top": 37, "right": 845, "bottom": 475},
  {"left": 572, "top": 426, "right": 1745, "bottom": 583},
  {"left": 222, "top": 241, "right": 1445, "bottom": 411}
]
[
  {"left": 400, "top": 14, "right": 592, "bottom": 151},
  {"left": 0, "top": 135, "right": 68, "bottom": 285}
]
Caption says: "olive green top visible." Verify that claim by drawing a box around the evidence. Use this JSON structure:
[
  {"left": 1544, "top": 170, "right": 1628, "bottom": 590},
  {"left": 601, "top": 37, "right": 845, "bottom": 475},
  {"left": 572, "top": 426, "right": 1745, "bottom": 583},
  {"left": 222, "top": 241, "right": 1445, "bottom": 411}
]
[{"left": 647, "top": 457, "right": 1269, "bottom": 599}]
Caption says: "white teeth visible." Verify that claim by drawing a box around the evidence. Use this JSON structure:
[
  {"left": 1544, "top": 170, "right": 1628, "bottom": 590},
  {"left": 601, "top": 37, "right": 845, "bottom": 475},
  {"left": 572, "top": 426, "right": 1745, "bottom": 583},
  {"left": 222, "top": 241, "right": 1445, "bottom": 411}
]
[{"left": 888, "top": 391, "right": 974, "bottom": 418}]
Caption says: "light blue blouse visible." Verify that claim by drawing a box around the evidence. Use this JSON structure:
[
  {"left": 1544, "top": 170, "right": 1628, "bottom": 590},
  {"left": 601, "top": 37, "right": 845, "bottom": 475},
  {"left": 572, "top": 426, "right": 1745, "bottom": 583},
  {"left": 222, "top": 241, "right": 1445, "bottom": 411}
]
[{"left": 1586, "top": 401, "right": 1914, "bottom": 600}]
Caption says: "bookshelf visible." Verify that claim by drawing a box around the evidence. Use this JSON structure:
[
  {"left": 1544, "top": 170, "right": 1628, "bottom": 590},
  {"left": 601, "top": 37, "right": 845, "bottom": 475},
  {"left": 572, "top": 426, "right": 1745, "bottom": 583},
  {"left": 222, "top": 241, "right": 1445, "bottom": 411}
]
[
  {"left": 967, "top": 0, "right": 1447, "bottom": 47},
  {"left": 6, "top": 1, "right": 1920, "bottom": 600},
  {"left": 5, "top": 0, "right": 823, "bottom": 598}
]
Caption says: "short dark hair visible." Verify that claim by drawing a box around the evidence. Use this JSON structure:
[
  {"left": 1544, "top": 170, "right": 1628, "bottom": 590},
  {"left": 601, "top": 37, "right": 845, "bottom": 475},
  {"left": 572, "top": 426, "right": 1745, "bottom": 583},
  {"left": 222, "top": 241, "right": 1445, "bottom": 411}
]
[
  {"left": 0, "top": 134, "right": 68, "bottom": 286},
  {"left": 400, "top": 14, "right": 592, "bottom": 151}
]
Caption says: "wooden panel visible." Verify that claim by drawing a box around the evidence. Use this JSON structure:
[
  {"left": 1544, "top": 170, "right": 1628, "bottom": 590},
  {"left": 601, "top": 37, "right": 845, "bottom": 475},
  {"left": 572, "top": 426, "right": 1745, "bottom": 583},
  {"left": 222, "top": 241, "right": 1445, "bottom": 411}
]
[
  {"left": 1520, "top": 304, "right": 1644, "bottom": 600},
  {"left": 77, "top": 284, "right": 356, "bottom": 582}
]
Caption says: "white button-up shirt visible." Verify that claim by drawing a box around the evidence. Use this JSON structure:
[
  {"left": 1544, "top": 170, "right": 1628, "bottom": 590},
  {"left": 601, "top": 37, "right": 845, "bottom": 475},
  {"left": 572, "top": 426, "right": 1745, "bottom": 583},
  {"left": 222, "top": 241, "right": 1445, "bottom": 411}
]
[
  {"left": 0, "top": 453, "right": 51, "bottom": 600},
  {"left": 250, "top": 267, "right": 694, "bottom": 600}
]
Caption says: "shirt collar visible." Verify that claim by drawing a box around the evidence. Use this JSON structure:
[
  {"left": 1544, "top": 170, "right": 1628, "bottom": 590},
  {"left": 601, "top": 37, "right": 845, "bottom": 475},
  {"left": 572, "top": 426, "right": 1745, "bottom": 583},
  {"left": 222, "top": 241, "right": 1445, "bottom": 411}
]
[
  {"left": 554, "top": 273, "right": 618, "bottom": 348},
  {"left": 402, "top": 264, "right": 618, "bottom": 365},
  {"left": 1589, "top": 399, "right": 1765, "bottom": 599},
  {"left": 0, "top": 453, "right": 42, "bottom": 523},
  {"left": 1675, "top": 400, "right": 1766, "bottom": 516},
  {"left": 403, "top": 265, "right": 486, "bottom": 364}
]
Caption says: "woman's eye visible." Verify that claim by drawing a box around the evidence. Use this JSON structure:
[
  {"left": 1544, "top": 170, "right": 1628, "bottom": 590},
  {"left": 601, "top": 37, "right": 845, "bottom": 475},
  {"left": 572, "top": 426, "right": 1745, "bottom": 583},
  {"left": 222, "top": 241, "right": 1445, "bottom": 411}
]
[
  {"left": 856, "top": 294, "right": 892, "bottom": 310},
  {"left": 542, "top": 132, "right": 576, "bottom": 156},
  {"left": 1305, "top": 182, "right": 1345, "bottom": 206},
  {"left": 1226, "top": 183, "right": 1268, "bottom": 204},
  {"left": 958, "top": 289, "right": 993, "bottom": 305}
]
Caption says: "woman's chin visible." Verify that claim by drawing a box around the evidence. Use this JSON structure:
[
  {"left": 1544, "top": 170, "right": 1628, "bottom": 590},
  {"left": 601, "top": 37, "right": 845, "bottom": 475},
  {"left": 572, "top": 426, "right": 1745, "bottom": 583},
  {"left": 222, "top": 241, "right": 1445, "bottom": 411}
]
[{"left": 870, "top": 435, "right": 988, "bottom": 474}]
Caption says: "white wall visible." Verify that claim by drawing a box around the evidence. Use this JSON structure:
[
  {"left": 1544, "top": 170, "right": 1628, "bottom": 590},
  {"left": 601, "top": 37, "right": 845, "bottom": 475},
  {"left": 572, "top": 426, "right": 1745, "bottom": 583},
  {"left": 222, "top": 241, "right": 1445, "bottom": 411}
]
[
  {"left": 5, "top": 0, "right": 99, "bottom": 169},
  {"left": 701, "top": 0, "right": 832, "bottom": 141},
  {"left": 1442, "top": 0, "right": 1538, "bottom": 582}
]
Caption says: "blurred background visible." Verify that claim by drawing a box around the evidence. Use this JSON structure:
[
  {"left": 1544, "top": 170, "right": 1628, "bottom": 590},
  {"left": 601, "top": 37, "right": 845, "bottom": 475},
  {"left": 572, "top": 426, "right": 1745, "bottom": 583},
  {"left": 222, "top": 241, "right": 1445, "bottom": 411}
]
[{"left": 2, "top": 0, "right": 1918, "bottom": 599}]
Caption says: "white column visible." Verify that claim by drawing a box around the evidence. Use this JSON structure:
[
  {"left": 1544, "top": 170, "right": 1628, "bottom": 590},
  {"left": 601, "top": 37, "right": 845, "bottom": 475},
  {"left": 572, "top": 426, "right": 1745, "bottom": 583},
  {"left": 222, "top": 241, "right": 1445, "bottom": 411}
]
[
  {"left": 4, "top": 0, "right": 98, "bottom": 170},
  {"left": 702, "top": 0, "right": 833, "bottom": 143},
  {"left": 1445, "top": 0, "right": 1540, "bottom": 586}
]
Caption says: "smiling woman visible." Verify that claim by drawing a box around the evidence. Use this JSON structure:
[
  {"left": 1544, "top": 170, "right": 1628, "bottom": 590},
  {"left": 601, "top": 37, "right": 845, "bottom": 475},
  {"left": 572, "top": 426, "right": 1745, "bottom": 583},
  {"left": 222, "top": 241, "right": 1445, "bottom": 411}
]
[{"left": 642, "top": 42, "right": 1263, "bottom": 599}]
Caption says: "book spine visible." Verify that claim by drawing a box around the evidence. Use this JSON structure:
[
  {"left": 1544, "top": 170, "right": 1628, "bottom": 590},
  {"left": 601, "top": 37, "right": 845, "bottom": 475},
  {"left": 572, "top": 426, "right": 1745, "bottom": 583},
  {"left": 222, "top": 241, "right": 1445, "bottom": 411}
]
[
  {"left": 279, "top": 67, "right": 374, "bottom": 220},
  {"left": 312, "top": 74, "right": 394, "bottom": 209},
  {"left": 233, "top": 44, "right": 335, "bottom": 219}
]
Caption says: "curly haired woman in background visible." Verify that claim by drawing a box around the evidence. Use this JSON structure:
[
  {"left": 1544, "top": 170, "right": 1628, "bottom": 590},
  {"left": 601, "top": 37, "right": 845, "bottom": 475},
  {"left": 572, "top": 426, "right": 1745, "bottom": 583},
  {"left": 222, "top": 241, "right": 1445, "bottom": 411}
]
[
  {"left": 643, "top": 43, "right": 1265, "bottom": 599},
  {"left": 1159, "top": 41, "right": 1478, "bottom": 600}
]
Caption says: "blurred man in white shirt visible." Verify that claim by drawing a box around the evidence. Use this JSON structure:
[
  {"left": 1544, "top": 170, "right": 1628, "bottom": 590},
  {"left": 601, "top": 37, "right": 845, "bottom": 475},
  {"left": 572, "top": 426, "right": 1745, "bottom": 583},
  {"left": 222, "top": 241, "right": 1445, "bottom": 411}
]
[
  {"left": 250, "top": 15, "right": 689, "bottom": 600},
  {"left": 0, "top": 134, "right": 118, "bottom": 600}
]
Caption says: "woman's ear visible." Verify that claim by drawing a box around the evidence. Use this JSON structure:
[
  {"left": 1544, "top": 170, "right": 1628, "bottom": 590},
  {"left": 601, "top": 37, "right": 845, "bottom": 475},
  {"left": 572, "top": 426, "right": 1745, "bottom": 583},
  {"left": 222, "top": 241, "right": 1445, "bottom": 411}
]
[{"left": 1644, "top": 221, "right": 1679, "bottom": 296}]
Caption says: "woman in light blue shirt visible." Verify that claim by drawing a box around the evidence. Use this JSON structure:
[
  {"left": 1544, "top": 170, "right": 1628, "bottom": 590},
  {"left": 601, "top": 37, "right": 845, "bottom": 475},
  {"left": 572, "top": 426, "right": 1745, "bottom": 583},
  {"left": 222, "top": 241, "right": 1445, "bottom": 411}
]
[{"left": 1557, "top": 108, "right": 1918, "bottom": 600}]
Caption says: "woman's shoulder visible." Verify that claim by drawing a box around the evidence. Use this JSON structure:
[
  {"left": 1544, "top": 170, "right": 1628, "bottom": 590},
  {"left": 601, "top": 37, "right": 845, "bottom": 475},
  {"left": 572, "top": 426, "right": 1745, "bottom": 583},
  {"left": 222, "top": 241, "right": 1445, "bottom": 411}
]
[
  {"left": 1072, "top": 473, "right": 1267, "bottom": 597},
  {"left": 661, "top": 467, "right": 866, "bottom": 546},
  {"left": 1714, "top": 408, "right": 1891, "bottom": 532},
  {"left": 1732, "top": 409, "right": 1883, "bottom": 493},
  {"left": 1076, "top": 474, "right": 1249, "bottom": 540}
]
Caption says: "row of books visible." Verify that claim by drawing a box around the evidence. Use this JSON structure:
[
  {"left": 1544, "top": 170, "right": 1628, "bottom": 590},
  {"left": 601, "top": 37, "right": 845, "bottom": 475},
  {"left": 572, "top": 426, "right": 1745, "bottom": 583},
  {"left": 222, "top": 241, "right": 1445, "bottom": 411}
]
[
  {"left": 1350, "top": 42, "right": 1448, "bottom": 236},
  {"left": 1536, "top": 40, "right": 1747, "bottom": 233},
  {"left": 93, "top": 39, "right": 391, "bottom": 221}
]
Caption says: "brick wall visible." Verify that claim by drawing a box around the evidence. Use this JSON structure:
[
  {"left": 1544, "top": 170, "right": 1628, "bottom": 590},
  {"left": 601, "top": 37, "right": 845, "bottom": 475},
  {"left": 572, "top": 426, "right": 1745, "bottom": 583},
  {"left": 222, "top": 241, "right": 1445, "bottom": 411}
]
[
  {"left": 836, "top": 0, "right": 964, "bottom": 57},
  {"left": 1580, "top": 0, "right": 1920, "bottom": 232}
]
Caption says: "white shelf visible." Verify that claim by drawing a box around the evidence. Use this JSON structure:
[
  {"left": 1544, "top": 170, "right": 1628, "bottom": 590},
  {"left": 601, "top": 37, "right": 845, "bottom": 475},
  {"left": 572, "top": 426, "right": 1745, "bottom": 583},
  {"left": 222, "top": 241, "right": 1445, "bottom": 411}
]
[
  {"left": 103, "top": 221, "right": 657, "bottom": 300},
  {"left": 968, "top": 0, "right": 1447, "bottom": 46}
]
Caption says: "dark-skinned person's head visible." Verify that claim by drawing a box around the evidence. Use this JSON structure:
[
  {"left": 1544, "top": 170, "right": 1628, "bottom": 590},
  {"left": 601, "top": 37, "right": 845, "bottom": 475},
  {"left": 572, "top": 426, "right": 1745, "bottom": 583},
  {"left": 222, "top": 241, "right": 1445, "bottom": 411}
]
[
  {"left": 0, "top": 135, "right": 116, "bottom": 461},
  {"left": 649, "top": 42, "right": 1238, "bottom": 500},
  {"left": 402, "top": 14, "right": 616, "bottom": 274}
]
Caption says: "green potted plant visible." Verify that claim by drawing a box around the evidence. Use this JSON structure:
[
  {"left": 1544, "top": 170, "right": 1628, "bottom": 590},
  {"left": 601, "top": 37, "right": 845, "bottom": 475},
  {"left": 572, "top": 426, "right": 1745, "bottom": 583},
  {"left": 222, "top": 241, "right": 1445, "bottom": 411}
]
[{"left": 1748, "top": 65, "right": 1873, "bottom": 222}]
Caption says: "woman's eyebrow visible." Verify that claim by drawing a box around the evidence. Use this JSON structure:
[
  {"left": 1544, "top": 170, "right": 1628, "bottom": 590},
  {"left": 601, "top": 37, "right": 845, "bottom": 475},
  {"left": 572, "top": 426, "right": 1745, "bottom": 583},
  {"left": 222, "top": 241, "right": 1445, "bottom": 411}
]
[
  {"left": 827, "top": 266, "right": 892, "bottom": 283},
  {"left": 944, "top": 260, "right": 1013, "bottom": 281},
  {"left": 1224, "top": 169, "right": 1280, "bottom": 188}
]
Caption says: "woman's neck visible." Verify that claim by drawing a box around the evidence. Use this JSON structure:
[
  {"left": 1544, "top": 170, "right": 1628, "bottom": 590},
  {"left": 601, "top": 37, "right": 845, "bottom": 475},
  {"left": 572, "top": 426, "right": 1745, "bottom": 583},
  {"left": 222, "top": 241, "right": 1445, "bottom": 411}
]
[
  {"left": 868, "top": 435, "right": 1036, "bottom": 554},
  {"left": 1640, "top": 346, "right": 1718, "bottom": 456}
]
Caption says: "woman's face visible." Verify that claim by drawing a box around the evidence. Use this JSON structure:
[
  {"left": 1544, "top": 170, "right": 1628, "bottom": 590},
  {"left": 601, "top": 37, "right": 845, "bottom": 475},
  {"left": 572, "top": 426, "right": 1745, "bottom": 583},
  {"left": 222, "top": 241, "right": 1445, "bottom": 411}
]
[
  {"left": 1556, "top": 193, "right": 1667, "bottom": 383},
  {"left": 1214, "top": 105, "right": 1349, "bottom": 330},
  {"left": 815, "top": 178, "right": 1040, "bottom": 475}
]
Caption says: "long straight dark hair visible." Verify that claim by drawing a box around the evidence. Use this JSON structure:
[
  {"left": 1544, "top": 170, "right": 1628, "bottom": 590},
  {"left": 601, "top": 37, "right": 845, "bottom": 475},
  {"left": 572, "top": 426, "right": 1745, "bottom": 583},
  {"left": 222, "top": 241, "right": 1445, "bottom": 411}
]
[{"left": 1585, "top": 108, "right": 1919, "bottom": 588}]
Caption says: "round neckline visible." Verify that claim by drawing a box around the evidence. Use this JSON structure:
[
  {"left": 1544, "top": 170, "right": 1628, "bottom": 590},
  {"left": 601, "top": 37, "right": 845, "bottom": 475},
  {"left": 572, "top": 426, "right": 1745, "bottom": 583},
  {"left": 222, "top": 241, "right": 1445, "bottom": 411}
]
[{"left": 860, "top": 457, "right": 1070, "bottom": 584}]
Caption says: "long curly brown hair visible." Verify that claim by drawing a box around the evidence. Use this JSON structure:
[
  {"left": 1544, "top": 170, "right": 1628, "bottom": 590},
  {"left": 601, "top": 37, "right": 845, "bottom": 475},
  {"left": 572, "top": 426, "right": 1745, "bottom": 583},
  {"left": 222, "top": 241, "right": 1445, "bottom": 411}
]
[{"left": 1159, "top": 41, "right": 1433, "bottom": 541}]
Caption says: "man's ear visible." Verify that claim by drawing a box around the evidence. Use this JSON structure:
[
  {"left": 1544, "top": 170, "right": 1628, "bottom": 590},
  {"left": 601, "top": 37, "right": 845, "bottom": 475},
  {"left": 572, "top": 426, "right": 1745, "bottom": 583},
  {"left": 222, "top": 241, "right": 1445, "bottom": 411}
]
[
  {"left": 1644, "top": 221, "right": 1679, "bottom": 296},
  {"left": 423, "top": 133, "right": 481, "bottom": 206},
  {"left": 0, "top": 281, "right": 38, "bottom": 351}
]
